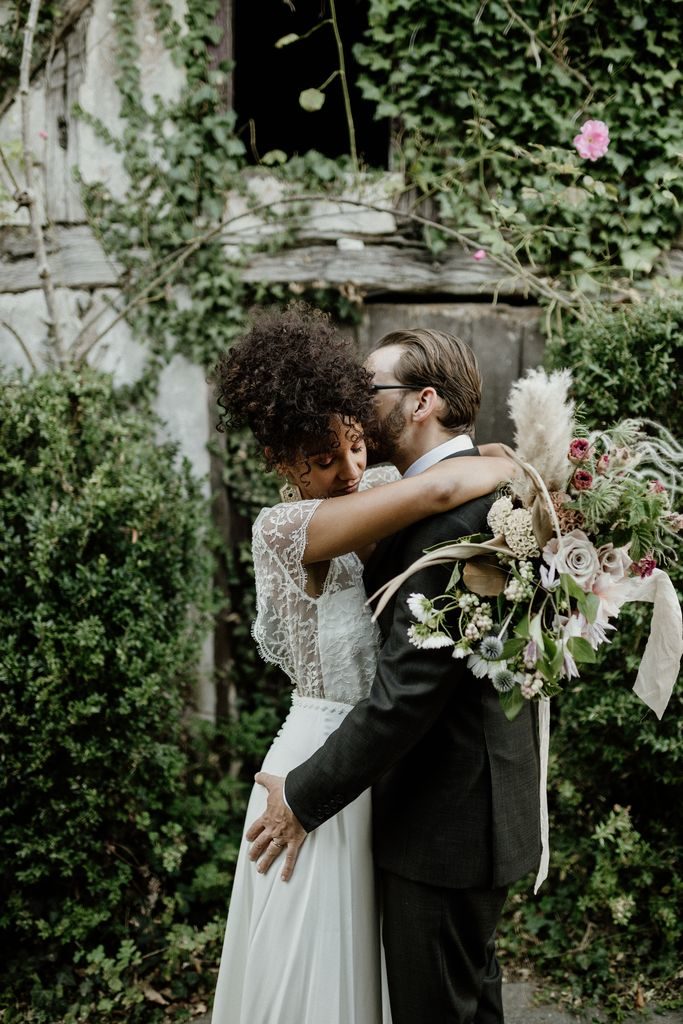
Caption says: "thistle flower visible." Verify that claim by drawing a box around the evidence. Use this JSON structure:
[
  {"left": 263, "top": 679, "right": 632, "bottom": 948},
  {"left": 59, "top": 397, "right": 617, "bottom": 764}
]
[
  {"left": 480, "top": 636, "right": 504, "bottom": 660},
  {"left": 492, "top": 668, "right": 517, "bottom": 693}
]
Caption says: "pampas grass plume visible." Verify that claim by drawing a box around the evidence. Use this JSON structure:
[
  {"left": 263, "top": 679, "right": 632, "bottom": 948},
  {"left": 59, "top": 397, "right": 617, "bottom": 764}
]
[{"left": 508, "top": 368, "right": 574, "bottom": 503}]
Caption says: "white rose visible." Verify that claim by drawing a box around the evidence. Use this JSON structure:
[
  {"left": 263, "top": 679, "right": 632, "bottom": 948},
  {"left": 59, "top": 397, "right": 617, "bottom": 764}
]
[
  {"left": 597, "top": 543, "right": 631, "bottom": 581},
  {"left": 543, "top": 529, "right": 600, "bottom": 592}
]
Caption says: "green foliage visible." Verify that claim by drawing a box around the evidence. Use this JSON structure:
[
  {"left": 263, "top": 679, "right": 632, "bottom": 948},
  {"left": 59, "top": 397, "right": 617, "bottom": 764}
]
[
  {"left": 0, "top": 367, "right": 242, "bottom": 1019},
  {"left": 74, "top": 0, "right": 248, "bottom": 382},
  {"left": 547, "top": 298, "right": 683, "bottom": 426},
  {"left": 356, "top": 2, "right": 683, "bottom": 282},
  {"left": 0, "top": 2, "right": 62, "bottom": 107},
  {"left": 499, "top": 298, "right": 683, "bottom": 1014}
]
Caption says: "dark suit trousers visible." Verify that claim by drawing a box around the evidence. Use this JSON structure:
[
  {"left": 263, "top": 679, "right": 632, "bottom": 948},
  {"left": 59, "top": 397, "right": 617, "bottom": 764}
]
[{"left": 381, "top": 871, "right": 508, "bottom": 1024}]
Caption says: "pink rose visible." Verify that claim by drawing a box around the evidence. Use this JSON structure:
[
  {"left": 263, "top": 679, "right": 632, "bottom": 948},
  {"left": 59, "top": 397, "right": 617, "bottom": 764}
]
[
  {"left": 473, "top": 249, "right": 486, "bottom": 261},
  {"left": 596, "top": 454, "right": 610, "bottom": 475},
  {"left": 573, "top": 119, "right": 610, "bottom": 161},
  {"left": 632, "top": 555, "right": 657, "bottom": 578},
  {"left": 572, "top": 468, "right": 593, "bottom": 491},
  {"left": 568, "top": 438, "right": 591, "bottom": 463}
]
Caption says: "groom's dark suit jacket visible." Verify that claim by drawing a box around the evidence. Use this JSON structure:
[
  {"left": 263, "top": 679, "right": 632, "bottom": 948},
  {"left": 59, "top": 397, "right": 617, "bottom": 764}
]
[{"left": 286, "top": 449, "right": 541, "bottom": 889}]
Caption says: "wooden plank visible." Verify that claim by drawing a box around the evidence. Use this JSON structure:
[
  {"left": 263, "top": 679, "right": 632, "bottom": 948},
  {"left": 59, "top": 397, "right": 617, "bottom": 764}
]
[
  {"left": 3, "top": 223, "right": 682, "bottom": 298},
  {"left": 0, "top": 224, "right": 120, "bottom": 290},
  {"left": 240, "top": 243, "right": 531, "bottom": 296}
]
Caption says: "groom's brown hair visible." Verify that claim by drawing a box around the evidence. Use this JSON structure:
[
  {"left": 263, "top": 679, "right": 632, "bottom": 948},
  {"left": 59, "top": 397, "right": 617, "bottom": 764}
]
[{"left": 374, "top": 328, "right": 482, "bottom": 435}]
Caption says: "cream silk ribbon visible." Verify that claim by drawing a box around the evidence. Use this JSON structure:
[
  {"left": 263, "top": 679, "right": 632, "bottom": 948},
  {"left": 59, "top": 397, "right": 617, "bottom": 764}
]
[{"left": 368, "top": 551, "right": 682, "bottom": 894}]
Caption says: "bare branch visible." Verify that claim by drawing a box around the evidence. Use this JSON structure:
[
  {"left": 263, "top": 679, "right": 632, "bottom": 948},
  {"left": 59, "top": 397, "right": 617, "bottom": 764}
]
[
  {"left": 0, "top": 319, "right": 38, "bottom": 371},
  {"left": 18, "top": 0, "right": 65, "bottom": 363},
  {"left": 0, "top": 142, "right": 21, "bottom": 195}
]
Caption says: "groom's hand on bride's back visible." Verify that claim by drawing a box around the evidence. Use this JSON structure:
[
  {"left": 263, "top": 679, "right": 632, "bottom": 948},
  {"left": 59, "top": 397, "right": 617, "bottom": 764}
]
[{"left": 246, "top": 772, "right": 308, "bottom": 881}]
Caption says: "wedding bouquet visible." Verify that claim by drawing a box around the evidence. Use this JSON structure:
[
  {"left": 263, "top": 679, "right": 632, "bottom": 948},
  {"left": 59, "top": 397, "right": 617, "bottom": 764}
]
[{"left": 372, "top": 369, "right": 683, "bottom": 723}]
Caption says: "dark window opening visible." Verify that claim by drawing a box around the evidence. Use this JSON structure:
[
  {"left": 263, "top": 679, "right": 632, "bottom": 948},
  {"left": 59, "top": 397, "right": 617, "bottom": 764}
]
[{"left": 233, "top": 1, "right": 389, "bottom": 168}]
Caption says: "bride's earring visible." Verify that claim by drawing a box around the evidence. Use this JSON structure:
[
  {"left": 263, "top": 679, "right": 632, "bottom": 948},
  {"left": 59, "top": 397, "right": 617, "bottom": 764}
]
[{"left": 279, "top": 480, "right": 302, "bottom": 503}]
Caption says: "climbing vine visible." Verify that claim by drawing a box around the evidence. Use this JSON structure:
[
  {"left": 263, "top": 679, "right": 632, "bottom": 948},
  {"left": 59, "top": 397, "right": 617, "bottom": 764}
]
[{"left": 355, "top": 0, "right": 683, "bottom": 285}]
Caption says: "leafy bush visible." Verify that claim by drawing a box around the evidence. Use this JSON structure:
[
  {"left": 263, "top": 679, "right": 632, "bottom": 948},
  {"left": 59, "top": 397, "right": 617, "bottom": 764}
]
[
  {"left": 0, "top": 367, "right": 241, "bottom": 1020},
  {"left": 499, "top": 300, "right": 683, "bottom": 1014}
]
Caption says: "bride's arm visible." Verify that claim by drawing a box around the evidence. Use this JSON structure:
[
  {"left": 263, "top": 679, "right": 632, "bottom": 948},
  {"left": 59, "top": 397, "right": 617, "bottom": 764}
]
[{"left": 303, "top": 454, "right": 513, "bottom": 564}]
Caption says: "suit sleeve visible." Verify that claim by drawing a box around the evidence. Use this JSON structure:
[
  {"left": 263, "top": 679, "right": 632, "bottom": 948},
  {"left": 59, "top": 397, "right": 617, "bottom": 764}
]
[{"left": 285, "top": 511, "right": 474, "bottom": 832}]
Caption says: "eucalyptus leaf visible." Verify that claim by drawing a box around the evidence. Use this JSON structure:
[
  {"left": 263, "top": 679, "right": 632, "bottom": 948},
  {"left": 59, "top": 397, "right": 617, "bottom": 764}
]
[
  {"left": 499, "top": 687, "right": 526, "bottom": 722},
  {"left": 567, "top": 636, "right": 597, "bottom": 663}
]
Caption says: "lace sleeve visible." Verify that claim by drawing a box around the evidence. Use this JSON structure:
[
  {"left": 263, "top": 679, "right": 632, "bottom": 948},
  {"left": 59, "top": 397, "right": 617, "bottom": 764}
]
[
  {"left": 252, "top": 500, "right": 323, "bottom": 593},
  {"left": 251, "top": 500, "right": 323, "bottom": 684},
  {"left": 359, "top": 464, "right": 402, "bottom": 490}
]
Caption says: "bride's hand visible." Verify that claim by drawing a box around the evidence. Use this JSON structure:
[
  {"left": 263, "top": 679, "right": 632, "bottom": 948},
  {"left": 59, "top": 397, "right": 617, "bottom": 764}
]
[{"left": 421, "top": 447, "right": 518, "bottom": 510}]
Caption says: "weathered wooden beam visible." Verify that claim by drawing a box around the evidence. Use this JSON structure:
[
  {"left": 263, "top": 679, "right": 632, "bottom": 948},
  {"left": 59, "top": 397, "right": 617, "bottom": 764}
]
[
  {"left": 3, "top": 223, "right": 682, "bottom": 298},
  {"left": 240, "top": 243, "right": 536, "bottom": 296},
  {"left": 0, "top": 224, "right": 120, "bottom": 290}
]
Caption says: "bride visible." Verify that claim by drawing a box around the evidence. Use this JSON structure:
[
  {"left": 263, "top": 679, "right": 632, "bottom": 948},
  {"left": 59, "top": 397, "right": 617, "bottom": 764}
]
[{"left": 210, "top": 304, "right": 513, "bottom": 1024}]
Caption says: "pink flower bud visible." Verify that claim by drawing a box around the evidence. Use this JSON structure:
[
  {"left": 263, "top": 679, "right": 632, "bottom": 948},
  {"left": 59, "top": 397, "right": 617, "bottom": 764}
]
[
  {"left": 568, "top": 438, "right": 591, "bottom": 463},
  {"left": 473, "top": 249, "right": 486, "bottom": 261},
  {"left": 648, "top": 480, "right": 666, "bottom": 495},
  {"left": 632, "top": 555, "right": 657, "bottom": 578},
  {"left": 571, "top": 468, "right": 593, "bottom": 491},
  {"left": 596, "top": 454, "right": 610, "bottom": 475},
  {"left": 38, "top": 129, "right": 48, "bottom": 140}
]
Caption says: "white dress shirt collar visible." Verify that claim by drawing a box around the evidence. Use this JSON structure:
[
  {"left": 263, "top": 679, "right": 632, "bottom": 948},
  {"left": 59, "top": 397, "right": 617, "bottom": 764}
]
[{"left": 403, "top": 434, "right": 474, "bottom": 478}]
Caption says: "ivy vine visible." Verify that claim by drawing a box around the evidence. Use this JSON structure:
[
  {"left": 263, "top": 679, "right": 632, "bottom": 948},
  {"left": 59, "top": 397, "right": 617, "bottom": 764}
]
[{"left": 355, "top": 0, "right": 683, "bottom": 284}]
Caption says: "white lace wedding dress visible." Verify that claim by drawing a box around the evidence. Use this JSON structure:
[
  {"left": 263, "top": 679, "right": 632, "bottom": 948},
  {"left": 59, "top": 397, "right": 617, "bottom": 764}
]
[{"left": 211, "top": 468, "right": 398, "bottom": 1024}]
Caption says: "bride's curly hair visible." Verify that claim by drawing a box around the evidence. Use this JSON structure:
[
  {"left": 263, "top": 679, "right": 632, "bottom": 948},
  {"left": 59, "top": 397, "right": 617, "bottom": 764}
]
[{"left": 212, "top": 303, "right": 376, "bottom": 469}]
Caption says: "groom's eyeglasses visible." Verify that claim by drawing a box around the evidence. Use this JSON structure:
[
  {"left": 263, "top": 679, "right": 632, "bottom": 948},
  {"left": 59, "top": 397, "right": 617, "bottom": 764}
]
[{"left": 370, "top": 384, "right": 419, "bottom": 392}]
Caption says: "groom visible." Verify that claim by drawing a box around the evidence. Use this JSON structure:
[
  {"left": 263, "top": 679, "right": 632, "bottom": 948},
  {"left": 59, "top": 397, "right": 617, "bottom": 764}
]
[{"left": 247, "top": 328, "right": 541, "bottom": 1024}]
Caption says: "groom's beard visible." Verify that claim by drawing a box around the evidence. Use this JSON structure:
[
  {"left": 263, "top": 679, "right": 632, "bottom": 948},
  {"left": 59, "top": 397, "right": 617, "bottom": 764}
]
[{"left": 366, "top": 398, "right": 408, "bottom": 466}]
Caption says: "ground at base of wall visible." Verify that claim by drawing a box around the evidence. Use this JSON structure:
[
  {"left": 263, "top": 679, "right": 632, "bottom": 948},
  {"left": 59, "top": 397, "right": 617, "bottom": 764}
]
[{"left": 195, "top": 981, "right": 683, "bottom": 1024}]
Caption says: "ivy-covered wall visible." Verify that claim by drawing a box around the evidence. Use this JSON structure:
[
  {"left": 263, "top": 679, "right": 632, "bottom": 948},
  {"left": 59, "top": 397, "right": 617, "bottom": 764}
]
[{"left": 356, "top": 0, "right": 683, "bottom": 282}]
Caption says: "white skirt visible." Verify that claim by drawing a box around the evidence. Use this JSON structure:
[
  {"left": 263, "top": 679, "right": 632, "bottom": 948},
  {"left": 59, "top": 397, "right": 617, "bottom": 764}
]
[{"left": 211, "top": 694, "right": 390, "bottom": 1024}]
